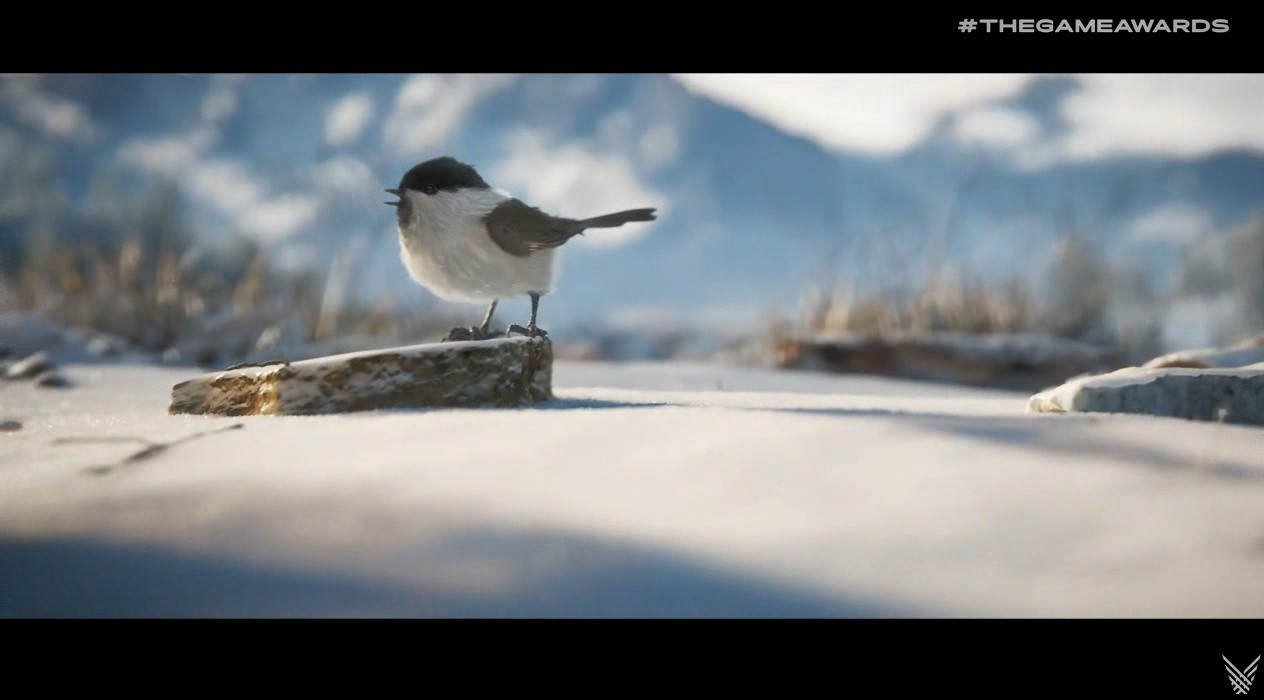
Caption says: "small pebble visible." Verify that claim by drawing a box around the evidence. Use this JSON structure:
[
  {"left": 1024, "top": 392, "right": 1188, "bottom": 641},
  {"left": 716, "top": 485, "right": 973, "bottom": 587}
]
[
  {"left": 35, "top": 371, "right": 72, "bottom": 389},
  {"left": 0, "top": 420, "right": 21, "bottom": 432}
]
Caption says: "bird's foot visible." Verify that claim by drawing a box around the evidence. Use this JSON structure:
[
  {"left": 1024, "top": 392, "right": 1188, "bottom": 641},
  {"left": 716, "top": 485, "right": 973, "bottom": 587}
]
[
  {"left": 507, "top": 324, "right": 549, "bottom": 339},
  {"left": 442, "top": 326, "right": 502, "bottom": 343},
  {"left": 224, "top": 359, "right": 290, "bottom": 371}
]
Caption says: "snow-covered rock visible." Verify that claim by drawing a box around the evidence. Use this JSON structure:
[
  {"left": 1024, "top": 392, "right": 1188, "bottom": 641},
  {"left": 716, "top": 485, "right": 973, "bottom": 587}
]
[
  {"left": 776, "top": 332, "right": 1124, "bottom": 392},
  {"left": 1143, "top": 334, "right": 1264, "bottom": 370},
  {"left": 169, "top": 336, "right": 554, "bottom": 416},
  {"left": 4, "top": 351, "right": 54, "bottom": 380},
  {"left": 1028, "top": 363, "right": 1264, "bottom": 426}
]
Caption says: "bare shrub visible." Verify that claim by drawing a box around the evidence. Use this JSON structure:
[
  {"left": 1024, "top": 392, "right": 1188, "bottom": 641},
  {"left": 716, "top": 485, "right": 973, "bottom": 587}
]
[
  {"left": 805, "top": 273, "right": 1035, "bottom": 337},
  {"left": 0, "top": 179, "right": 458, "bottom": 366}
]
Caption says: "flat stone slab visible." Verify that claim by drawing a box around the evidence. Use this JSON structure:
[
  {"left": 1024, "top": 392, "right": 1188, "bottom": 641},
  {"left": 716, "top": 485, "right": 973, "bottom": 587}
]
[
  {"left": 170, "top": 336, "right": 553, "bottom": 416},
  {"left": 1027, "top": 363, "right": 1264, "bottom": 426}
]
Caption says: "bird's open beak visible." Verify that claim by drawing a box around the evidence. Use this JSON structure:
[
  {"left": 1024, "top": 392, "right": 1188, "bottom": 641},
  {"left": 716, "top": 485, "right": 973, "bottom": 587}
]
[{"left": 384, "top": 188, "right": 400, "bottom": 206}]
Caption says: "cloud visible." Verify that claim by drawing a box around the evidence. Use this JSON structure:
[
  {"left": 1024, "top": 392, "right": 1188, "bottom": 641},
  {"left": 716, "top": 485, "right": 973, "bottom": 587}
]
[
  {"left": 673, "top": 74, "right": 1031, "bottom": 156},
  {"left": 674, "top": 73, "right": 1264, "bottom": 168},
  {"left": 489, "top": 128, "right": 667, "bottom": 249},
  {"left": 201, "top": 74, "right": 245, "bottom": 123},
  {"left": 596, "top": 109, "right": 636, "bottom": 145},
  {"left": 1044, "top": 74, "right": 1264, "bottom": 162},
  {"left": 949, "top": 106, "right": 1041, "bottom": 149},
  {"left": 118, "top": 128, "right": 216, "bottom": 175},
  {"left": 116, "top": 74, "right": 247, "bottom": 176},
  {"left": 595, "top": 109, "right": 680, "bottom": 170},
  {"left": 383, "top": 74, "right": 517, "bottom": 154},
  {"left": 1127, "top": 204, "right": 1215, "bottom": 245},
  {"left": 325, "top": 92, "right": 374, "bottom": 147},
  {"left": 238, "top": 195, "right": 320, "bottom": 241},
  {"left": 638, "top": 122, "right": 679, "bottom": 169},
  {"left": 113, "top": 76, "right": 322, "bottom": 244},
  {"left": 313, "top": 155, "right": 376, "bottom": 195},
  {"left": 186, "top": 159, "right": 319, "bottom": 242},
  {"left": 0, "top": 75, "right": 101, "bottom": 142},
  {"left": 186, "top": 160, "right": 266, "bottom": 211}
]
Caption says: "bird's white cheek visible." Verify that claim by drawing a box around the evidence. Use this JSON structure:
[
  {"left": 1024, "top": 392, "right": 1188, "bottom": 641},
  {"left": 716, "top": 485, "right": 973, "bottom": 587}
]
[{"left": 403, "top": 193, "right": 432, "bottom": 226}]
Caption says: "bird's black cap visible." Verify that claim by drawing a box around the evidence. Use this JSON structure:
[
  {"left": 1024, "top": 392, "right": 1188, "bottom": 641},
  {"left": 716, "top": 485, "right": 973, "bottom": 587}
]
[{"left": 395, "top": 156, "right": 489, "bottom": 194}]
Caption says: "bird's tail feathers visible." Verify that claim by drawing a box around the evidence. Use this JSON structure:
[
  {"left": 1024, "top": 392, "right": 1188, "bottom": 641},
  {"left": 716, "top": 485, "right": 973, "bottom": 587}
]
[{"left": 579, "top": 208, "right": 658, "bottom": 229}]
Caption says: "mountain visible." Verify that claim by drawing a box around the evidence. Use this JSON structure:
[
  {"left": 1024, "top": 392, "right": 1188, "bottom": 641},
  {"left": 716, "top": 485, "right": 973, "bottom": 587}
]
[{"left": 3, "top": 73, "right": 1263, "bottom": 340}]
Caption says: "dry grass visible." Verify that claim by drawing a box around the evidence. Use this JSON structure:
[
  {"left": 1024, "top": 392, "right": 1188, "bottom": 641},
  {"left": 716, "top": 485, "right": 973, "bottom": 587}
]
[
  {"left": 0, "top": 188, "right": 458, "bottom": 366},
  {"left": 780, "top": 233, "right": 1171, "bottom": 364},
  {"left": 799, "top": 236, "right": 1116, "bottom": 339},
  {"left": 803, "top": 275, "right": 1035, "bottom": 337}
]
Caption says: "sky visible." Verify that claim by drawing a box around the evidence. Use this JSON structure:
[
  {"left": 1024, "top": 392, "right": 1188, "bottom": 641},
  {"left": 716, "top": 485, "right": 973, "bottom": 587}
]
[
  {"left": 672, "top": 74, "right": 1264, "bottom": 167},
  {"left": 8, "top": 72, "right": 1262, "bottom": 252}
]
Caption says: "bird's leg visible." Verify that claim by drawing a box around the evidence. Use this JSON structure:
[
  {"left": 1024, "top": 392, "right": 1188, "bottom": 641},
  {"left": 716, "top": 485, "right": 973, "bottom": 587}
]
[
  {"left": 509, "top": 292, "right": 549, "bottom": 339},
  {"left": 443, "top": 300, "right": 501, "bottom": 342},
  {"left": 479, "top": 299, "right": 498, "bottom": 336}
]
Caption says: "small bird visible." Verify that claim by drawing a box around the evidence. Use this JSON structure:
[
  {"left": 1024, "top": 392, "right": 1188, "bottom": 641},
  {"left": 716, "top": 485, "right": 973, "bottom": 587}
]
[{"left": 385, "top": 156, "right": 657, "bottom": 342}]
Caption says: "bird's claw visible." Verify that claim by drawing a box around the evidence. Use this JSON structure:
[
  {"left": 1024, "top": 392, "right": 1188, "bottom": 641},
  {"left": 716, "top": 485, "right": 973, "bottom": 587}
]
[
  {"left": 224, "top": 359, "right": 290, "bottom": 371},
  {"left": 508, "top": 324, "right": 549, "bottom": 339},
  {"left": 442, "top": 326, "right": 500, "bottom": 342}
]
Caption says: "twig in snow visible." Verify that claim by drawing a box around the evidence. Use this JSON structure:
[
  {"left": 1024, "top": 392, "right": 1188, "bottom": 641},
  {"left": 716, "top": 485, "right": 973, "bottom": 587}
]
[{"left": 54, "top": 423, "right": 245, "bottom": 476}]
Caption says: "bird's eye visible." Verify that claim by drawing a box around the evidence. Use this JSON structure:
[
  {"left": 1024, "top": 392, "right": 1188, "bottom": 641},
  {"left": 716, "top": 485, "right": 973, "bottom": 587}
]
[{"left": 422, "top": 184, "right": 438, "bottom": 195}]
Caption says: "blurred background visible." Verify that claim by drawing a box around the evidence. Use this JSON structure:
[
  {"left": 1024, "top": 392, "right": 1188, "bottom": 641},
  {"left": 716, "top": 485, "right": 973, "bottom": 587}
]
[{"left": 2, "top": 73, "right": 1263, "bottom": 387}]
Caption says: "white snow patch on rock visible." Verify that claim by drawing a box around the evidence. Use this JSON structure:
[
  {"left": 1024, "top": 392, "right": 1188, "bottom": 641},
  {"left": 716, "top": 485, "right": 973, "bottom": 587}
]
[
  {"left": 1029, "top": 364, "right": 1264, "bottom": 426},
  {"left": 1144, "top": 335, "right": 1264, "bottom": 370}
]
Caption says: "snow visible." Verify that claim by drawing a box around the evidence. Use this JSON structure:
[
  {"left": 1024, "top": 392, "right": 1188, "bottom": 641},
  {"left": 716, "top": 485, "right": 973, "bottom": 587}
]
[
  {"left": 1028, "top": 364, "right": 1264, "bottom": 426},
  {"left": 1144, "top": 337, "right": 1264, "bottom": 369},
  {"left": 3, "top": 359, "right": 1264, "bottom": 617},
  {"left": 1041, "top": 364, "right": 1264, "bottom": 392}
]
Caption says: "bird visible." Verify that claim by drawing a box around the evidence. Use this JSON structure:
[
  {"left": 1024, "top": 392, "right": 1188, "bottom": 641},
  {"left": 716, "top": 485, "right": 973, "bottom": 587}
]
[{"left": 385, "top": 156, "right": 657, "bottom": 342}]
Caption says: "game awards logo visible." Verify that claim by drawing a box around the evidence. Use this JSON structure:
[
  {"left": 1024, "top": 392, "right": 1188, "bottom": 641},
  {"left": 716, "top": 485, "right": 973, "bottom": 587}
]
[{"left": 1224, "top": 654, "right": 1260, "bottom": 695}]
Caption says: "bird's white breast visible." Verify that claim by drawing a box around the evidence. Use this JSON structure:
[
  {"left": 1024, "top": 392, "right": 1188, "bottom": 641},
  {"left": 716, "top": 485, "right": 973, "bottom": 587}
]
[{"left": 397, "top": 188, "right": 557, "bottom": 303}]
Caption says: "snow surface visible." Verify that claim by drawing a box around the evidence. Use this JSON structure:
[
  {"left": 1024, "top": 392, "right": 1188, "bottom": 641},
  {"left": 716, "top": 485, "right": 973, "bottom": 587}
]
[
  {"left": 1144, "top": 338, "right": 1264, "bottom": 369},
  {"left": 1036, "top": 363, "right": 1264, "bottom": 393},
  {"left": 3, "top": 359, "right": 1264, "bottom": 618}
]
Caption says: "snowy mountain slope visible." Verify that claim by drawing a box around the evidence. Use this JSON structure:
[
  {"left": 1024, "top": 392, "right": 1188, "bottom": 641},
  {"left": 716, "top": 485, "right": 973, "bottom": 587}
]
[{"left": 2, "top": 360, "right": 1263, "bottom": 617}]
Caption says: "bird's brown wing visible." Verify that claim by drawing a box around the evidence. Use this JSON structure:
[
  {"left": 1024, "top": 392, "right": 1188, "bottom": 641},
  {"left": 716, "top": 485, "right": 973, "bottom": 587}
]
[{"left": 484, "top": 199, "right": 584, "bottom": 258}]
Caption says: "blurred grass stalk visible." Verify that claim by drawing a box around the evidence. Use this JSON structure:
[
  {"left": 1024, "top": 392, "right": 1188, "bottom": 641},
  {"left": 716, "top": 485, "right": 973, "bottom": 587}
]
[
  {"left": 786, "top": 233, "right": 1166, "bottom": 363},
  {"left": 788, "top": 214, "right": 1264, "bottom": 364},
  {"left": 804, "top": 274, "right": 1034, "bottom": 338},
  {"left": 0, "top": 181, "right": 458, "bottom": 366}
]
